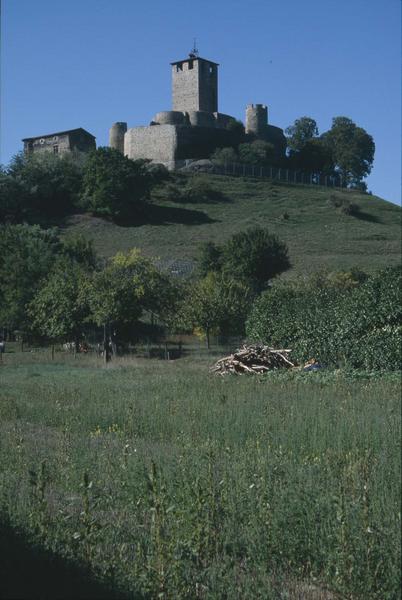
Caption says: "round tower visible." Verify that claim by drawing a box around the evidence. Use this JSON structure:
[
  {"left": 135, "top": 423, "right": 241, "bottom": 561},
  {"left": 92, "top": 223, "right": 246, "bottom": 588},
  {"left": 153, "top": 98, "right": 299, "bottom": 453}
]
[
  {"left": 109, "top": 122, "right": 127, "bottom": 154},
  {"left": 245, "top": 104, "right": 268, "bottom": 137}
]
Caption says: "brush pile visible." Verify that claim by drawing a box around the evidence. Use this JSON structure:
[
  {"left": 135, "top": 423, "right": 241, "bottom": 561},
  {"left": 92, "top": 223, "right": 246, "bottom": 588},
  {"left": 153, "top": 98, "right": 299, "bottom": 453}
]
[{"left": 210, "top": 344, "right": 295, "bottom": 375}]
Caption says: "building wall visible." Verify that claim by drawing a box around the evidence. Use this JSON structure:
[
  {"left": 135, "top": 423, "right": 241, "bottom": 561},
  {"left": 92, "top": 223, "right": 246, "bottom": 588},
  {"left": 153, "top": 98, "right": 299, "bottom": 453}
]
[
  {"left": 68, "top": 131, "right": 96, "bottom": 153},
  {"left": 125, "top": 125, "right": 178, "bottom": 163},
  {"left": 172, "top": 58, "right": 218, "bottom": 113},
  {"left": 198, "top": 60, "right": 218, "bottom": 113},
  {"left": 24, "top": 133, "right": 70, "bottom": 155},
  {"left": 125, "top": 123, "right": 238, "bottom": 166},
  {"left": 24, "top": 131, "right": 95, "bottom": 155}
]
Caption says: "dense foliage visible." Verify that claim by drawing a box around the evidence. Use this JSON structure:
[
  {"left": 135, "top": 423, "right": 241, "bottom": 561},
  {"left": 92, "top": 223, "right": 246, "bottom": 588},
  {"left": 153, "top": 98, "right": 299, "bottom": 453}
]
[
  {"left": 80, "top": 148, "right": 154, "bottom": 220},
  {"left": 198, "top": 227, "right": 291, "bottom": 292},
  {"left": 1, "top": 152, "right": 84, "bottom": 223},
  {"left": 246, "top": 266, "right": 401, "bottom": 370}
]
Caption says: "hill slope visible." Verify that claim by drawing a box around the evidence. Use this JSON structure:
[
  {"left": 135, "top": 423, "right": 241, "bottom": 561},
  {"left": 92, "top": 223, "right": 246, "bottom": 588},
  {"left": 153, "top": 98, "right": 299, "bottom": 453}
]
[{"left": 62, "top": 174, "right": 401, "bottom": 276}]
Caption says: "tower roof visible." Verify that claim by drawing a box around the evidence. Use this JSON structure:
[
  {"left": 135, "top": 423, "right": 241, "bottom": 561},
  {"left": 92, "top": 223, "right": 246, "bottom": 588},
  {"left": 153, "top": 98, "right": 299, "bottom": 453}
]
[{"left": 170, "top": 56, "right": 219, "bottom": 66}]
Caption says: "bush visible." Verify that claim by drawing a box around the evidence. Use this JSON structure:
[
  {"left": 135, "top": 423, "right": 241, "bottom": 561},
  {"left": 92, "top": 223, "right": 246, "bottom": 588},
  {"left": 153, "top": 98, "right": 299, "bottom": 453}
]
[
  {"left": 80, "top": 148, "right": 153, "bottom": 220},
  {"left": 5, "top": 152, "right": 84, "bottom": 221},
  {"left": 328, "top": 194, "right": 360, "bottom": 216},
  {"left": 246, "top": 266, "right": 401, "bottom": 370}
]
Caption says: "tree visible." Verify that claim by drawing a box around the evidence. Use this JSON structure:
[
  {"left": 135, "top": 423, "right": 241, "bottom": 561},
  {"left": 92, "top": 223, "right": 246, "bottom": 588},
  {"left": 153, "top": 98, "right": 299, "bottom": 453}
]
[
  {"left": 80, "top": 148, "right": 154, "bottom": 220},
  {"left": 6, "top": 151, "right": 84, "bottom": 220},
  {"left": 285, "top": 117, "right": 319, "bottom": 153},
  {"left": 0, "top": 224, "right": 60, "bottom": 333},
  {"left": 210, "top": 147, "right": 238, "bottom": 165},
  {"left": 28, "top": 260, "right": 90, "bottom": 350},
  {"left": 179, "top": 272, "right": 252, "bottom": 348},
  {"left": 0, "top": 169, "right": 26, "bottom": 224},
  {"left": 289, "top": 138, "right": 334, "bottom": 174},
  {"left": 238, "top": 141, "right": 276, "bottom": 166},
  {"left": 221, "top": 227, "right": 291, "bottom": 292},
  {"left": 60, "top": 234, "right": 97, "bottom": 269},
  {"left": 86, "top": 249, "right": 176, "bottom": 359},
  {"left": 322, "top": 117, "right": 375, "bottom": 186},
  {"left": 197, "top": 241, "right": 223, "bottom": 277}
]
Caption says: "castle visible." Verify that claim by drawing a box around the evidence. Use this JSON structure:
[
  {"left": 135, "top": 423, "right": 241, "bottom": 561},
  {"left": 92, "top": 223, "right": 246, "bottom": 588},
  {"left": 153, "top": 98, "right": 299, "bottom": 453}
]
[{"left": 109, "top": 50, "right": 286, "bottom": 168}]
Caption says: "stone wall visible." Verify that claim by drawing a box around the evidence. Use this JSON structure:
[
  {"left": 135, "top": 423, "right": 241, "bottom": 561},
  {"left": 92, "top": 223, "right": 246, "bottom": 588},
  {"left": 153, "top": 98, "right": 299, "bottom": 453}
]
[
  {"left": 124, "top": 123, "right": 237, "bottom": 165},
  {"left": 24, "top": 133, "right": 70, "bottom": 155},
  {"left": 125, "top": 125, "right": 178, "bottom": 163},
  {"left": 172, "top": 58, "right": 218, "bottom": 113},
  {"left": 24, "top": 131, "right": 95, "bottom": 156},
  {"left": 172, "top": 60, "right": 200, "bottom": 112}
]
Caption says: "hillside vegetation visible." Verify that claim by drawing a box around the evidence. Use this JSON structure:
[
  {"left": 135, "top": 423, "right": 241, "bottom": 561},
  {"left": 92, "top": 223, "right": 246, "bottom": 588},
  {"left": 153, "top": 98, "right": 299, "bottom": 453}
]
[{"left": 62, "top": 174, "right": 401, "bottom": 276}]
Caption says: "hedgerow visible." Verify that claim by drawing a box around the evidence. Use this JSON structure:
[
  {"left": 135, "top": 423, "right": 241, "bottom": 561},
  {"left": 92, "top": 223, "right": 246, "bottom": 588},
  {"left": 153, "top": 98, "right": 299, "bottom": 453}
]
[{"left": 246, "top": 266, "right": 401, "bottom": 370}]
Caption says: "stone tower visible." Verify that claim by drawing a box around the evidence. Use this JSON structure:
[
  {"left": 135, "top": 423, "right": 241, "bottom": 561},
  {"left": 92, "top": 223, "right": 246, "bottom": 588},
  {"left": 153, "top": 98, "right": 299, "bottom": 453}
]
[
  {"left": 245, "top": 104, "right": 268, "bottom": 137},
  {"left": 109, "top": 122, "right": 127, "bottom": 154},
  {"left": 171, "top": 55, "right": 218, "bottom": 113}
]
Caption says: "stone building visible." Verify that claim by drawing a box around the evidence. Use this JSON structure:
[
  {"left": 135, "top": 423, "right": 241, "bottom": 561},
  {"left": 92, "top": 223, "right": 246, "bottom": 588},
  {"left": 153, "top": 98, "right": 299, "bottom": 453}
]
[
  {"left": 22, "top": 128, "right": 96, "bottom": 156},
  {"left": 110, "top": 51, "right": 286, "bottom": 168}
]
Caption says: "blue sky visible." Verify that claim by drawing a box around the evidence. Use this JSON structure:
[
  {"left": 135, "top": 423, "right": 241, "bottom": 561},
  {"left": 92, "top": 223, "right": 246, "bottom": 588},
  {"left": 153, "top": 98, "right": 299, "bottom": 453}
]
[{"left": 2, "top": 0, "right": 401, "bottom": 203}]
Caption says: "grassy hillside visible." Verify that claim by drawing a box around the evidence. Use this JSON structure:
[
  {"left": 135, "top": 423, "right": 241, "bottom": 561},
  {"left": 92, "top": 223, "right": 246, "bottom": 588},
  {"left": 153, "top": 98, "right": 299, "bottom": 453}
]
[{"left": 62, "top": 174, "right": 401, "bottom": 276}]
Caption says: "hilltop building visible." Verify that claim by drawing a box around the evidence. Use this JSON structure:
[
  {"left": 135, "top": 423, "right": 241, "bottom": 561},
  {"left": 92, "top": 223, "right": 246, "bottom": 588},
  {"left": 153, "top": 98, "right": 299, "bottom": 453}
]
[
  {"left": 110, "top": 51, "right": 286, "bottom": 168},
  {"left": 22, "top": 128, "right": 96, "bottom": 156}
]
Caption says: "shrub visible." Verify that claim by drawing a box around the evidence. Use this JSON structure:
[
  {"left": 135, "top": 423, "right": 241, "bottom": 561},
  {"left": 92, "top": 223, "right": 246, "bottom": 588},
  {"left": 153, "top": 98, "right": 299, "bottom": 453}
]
[
  {"left": 246, "top": 266, "right": 401, "bottom": 370},
  {"left": 80, "top": 148, "right": 153, "bottom": 220}
]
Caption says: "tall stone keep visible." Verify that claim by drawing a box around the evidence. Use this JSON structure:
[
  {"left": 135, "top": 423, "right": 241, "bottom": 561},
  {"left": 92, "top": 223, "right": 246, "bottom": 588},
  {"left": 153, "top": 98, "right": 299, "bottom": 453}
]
[
  {"left": 171, "top": 55, "right": 218, "bottom": 113},
  {"left": 245, "top": 104, "right": 268, "bottom": 137},
  {"left": 109, "top": 122, "right": 127, "bottom": 154}
]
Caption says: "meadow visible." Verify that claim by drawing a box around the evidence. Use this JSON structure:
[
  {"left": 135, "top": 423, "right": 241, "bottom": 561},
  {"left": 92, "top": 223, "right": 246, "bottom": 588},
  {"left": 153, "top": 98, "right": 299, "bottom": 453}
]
[
  {"left": 63, "top": 175, "right": 401, "bottom": 276},
  {"left": 0, "top": 350, "right": 400, "bottom": 599}
]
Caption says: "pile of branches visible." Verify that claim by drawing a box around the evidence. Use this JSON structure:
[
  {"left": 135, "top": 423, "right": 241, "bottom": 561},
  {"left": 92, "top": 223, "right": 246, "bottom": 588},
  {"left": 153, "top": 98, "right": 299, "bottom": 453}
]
[{"left": 210, "top": 344, "right": 295, "bottom": 375}]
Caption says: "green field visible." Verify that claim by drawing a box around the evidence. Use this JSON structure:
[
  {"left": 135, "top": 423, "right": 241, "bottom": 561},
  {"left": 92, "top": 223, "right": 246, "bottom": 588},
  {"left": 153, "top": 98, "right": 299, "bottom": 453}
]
[
  {"left": 62, "top": 175, "right": 401, "bottom": 275},
  {"left": 0, "top": 351, "right": 400, "bottom": 599}
]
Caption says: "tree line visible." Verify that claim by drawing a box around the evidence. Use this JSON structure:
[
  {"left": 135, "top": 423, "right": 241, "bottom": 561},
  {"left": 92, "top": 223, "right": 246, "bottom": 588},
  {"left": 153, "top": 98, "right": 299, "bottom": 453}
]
[
  {"left": 1, "top": 222, "right": 399, "bottom": 370},
  {"left": 0, "top": 223, "right": 291, "bottom": 355},
  {"left": 212, "top": 115, "right": 375, "bottom": 191}
]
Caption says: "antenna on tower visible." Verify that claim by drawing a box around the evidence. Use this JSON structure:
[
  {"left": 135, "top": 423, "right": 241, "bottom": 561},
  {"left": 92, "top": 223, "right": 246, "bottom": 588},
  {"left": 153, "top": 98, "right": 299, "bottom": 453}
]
[{"left": 189, "top": 38, "right": 199, "bottom": 58}]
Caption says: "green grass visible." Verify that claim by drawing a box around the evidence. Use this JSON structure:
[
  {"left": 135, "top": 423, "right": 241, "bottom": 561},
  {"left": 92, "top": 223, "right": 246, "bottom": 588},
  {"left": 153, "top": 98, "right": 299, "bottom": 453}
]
[
  {"left": 0, "top": 352, "right": 400, "bottom": 599},
  {"left": 62, "top": 175, "right": 401, "bottom": 275}
]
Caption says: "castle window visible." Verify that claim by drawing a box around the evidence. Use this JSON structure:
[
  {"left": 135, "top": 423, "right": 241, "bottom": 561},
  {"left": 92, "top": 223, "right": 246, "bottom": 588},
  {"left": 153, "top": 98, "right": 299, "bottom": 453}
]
[
  {"left": 176, "top": 63, "right": 183, "bottom": 72},
  {"left": 53, "top": 145, "right": 59, "bottom": 154},
  {"left": 188, "top": 59, "right": 193, "bottom": 69},
  {"left": 209, "top": 66, "right": 214, "bottom": 74}
]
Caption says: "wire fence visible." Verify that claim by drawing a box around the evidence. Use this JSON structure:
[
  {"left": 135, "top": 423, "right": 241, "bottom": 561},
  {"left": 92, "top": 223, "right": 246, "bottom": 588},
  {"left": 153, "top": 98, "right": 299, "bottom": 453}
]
[{"left": 181, "top": 161, "right": 344, "bottom": 188}]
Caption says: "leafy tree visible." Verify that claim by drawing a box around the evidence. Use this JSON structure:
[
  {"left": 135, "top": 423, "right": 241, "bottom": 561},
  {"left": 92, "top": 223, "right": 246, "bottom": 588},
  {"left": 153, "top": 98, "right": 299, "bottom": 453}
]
[
  {"left": 28, "top": 260, "right": 90, "bottom": 349},
  {"left": 197, "top": 241, "right": 223, "bottom": 277},
  {"left": 285, "top": 117, "right": 319, "bottom": 153},
  {"left": 0, "top": 169, "right": 26, "bottom": 224},
  {"left": 210, "top": 147, "right": 238, "bottom": 165},
  {"left": 86, "top": 249, "right": 176, "bottom": 358},
  {"left": 80, "top": 148, "right": 154, "bottom": 220},
  {"left": 246, "top": 266, "right": 401, "bottom": 370},
  {"left": 60, "top": 234, "right": 97, "bottom": 269},
  {"left": 238, "top": 141, "right": 276, "bottom": 166},
  {"left": 0, "top": 224, "right": 60, "bottom": 332},
  {"left": 6, "top": 151, "right": 84, "bottom": 220},
  {"left": 322, "top": 117, "right": 375, "bottom": 186},
  {"left": 179, "top": 272, "right": 252, "bottom": 348},
  {"left": 289, "top": 138, "right": 334, "bottom": 174},
  {"left": 221, "top": 227, "right": 291, "bottom": 292},
  {"left": 226, "top": 118, "right": 246, "bottom": 142}
]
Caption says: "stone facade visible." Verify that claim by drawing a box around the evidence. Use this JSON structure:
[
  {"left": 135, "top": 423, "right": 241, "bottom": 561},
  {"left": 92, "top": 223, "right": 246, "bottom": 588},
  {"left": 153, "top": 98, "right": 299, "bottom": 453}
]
[
  {"left": 113, "top": 52, "right": 286, "bottom": 168},
  {"left": 23, "top": 128, "right": 96, "bottom": 156},
  {"left": 171, "top": 57, "right": 218, "bottom": 113}
]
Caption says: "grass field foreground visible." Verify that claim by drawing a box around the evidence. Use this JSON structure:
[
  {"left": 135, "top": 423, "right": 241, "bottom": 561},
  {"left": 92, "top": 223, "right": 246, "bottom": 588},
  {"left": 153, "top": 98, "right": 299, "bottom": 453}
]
[{"left": 0, "top": 354, "right": 400, "bottom": 599}]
